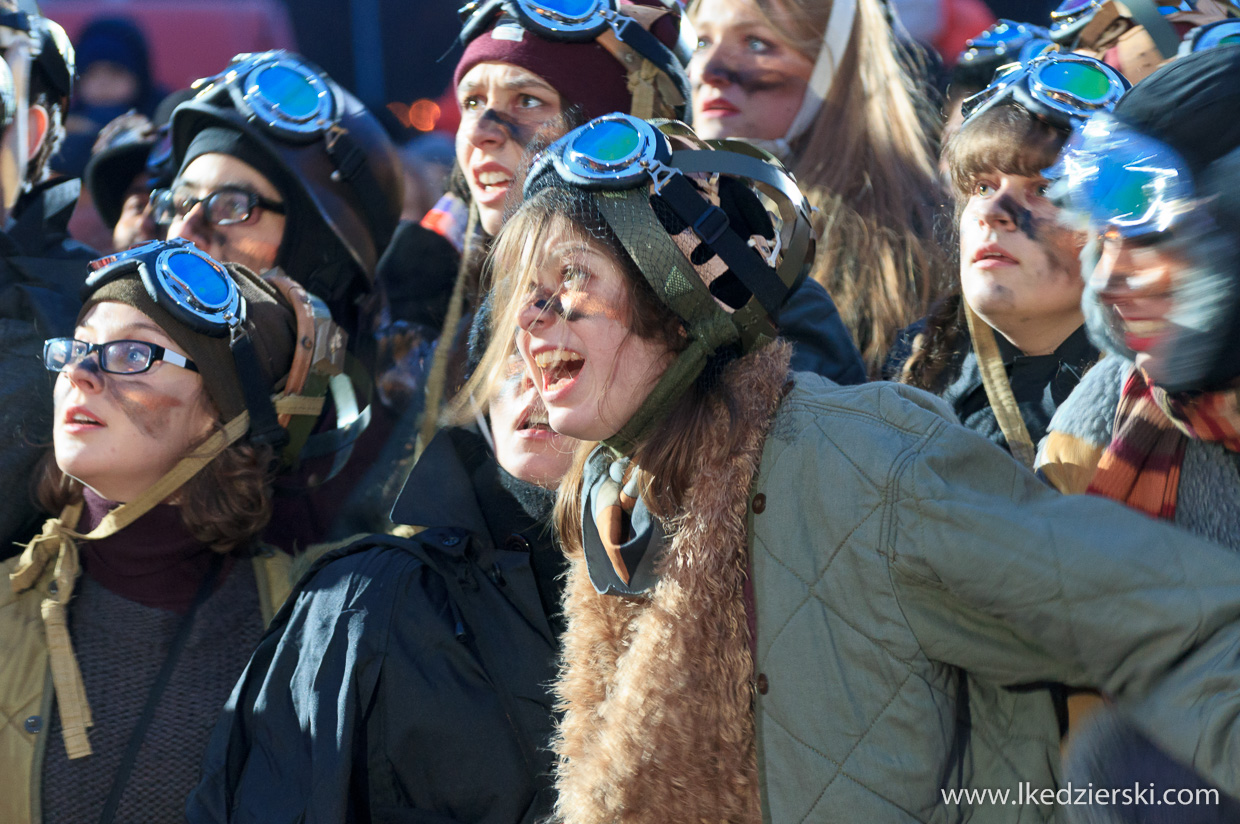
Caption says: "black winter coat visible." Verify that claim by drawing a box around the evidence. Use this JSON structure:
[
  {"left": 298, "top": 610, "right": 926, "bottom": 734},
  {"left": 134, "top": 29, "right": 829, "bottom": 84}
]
[{"left": 187, "top": 428, "right": 562, "bottom": 824}]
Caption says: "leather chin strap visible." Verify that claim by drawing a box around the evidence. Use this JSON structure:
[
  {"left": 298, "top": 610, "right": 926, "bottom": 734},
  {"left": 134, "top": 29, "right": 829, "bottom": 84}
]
[
  {"left": 964, "top": 301, "right": 1037, "bottom": 468},
  {"left": 6, "top": 388, "right": 324, "bottom": 760},
  {"left": 8, "top": 412, "right": 250, "bottom": 760}
]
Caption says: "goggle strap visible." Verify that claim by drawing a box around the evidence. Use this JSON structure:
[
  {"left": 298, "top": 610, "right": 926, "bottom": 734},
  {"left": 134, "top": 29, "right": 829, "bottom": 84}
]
[
  {"left": 592, "top": 188, "right": 738, "bottom": 340},
  {"left": 656, "top": 173, "right": 788, "bottom": 315},
  {"left": 602, "top": 338, "right": 712, "bottom": 457},
  {"left": 231, "top": 331, "right": 289, "bottom": 450},
  {"left": 597, "top": 16, "right": 690, "bottom": 110},
  {"left": 323, "top": 126, "right": 393, "bottom": 266},
  {"left": 1124, "top": 0, "right": 1182, "bottom": 56}
]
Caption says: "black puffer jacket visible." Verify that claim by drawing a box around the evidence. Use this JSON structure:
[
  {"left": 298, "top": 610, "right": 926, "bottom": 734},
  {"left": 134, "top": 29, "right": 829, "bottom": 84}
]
[{"left": 187, "top": 427, "right": 562, "bottom": 824}]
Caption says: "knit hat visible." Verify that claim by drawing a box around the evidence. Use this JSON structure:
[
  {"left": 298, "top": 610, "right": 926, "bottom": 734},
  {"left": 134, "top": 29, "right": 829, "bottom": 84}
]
[
  {"left": 78, "top": 261, "right": 297, "bottom": 423},
  {"left": 453, "top": 0, "right": 688, "bottom": 122},
  {"left": 74, "top": 17, "right": 152, "bottom": 100}
]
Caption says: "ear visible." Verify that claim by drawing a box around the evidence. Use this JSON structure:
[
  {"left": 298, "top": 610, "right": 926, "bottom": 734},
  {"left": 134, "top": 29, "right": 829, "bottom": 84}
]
[{"left": 26, "top": 103, "right": 49, "bottom": 161}]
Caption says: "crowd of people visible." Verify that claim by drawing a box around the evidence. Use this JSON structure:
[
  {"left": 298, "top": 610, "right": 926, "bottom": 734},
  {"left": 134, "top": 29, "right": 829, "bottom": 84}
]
[{"left": 0, "top": 0, "right": 1239, "bottom": 821}]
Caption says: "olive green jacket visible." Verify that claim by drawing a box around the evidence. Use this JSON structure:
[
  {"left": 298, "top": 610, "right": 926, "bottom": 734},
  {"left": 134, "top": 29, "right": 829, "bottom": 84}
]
[
  {"left": 749, "top": 374, "right": 1240, "bottom": 823},
  {"left": 0, "top": 551, "right": 294, "bottom": 824}
]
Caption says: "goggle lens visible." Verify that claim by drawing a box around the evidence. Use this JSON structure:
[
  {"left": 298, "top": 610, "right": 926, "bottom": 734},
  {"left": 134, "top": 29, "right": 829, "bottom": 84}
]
[
  {"left": 164, "top": 250, "right": 232, "bottom": 310},
  {"left": 1040, "top": 61, "right": 1112, "bottom": 102},
  {"left": 527, "top": 0, "right": 599, "bottom": 21},
  {"left": 1091, "top": 164, "right": 1166, "bottom": 225},
  {"left": 570, "top": 118, "right": 643, "bottom": 170},
  {"left": 251, "top": 63, "right": 321, "bottom": 121}
]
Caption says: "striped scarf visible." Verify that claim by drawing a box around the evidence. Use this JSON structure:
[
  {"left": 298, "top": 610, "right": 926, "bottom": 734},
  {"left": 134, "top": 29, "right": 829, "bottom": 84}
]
[{"left": 1087, "top": 369, "right": 1240, "bottom": 519}]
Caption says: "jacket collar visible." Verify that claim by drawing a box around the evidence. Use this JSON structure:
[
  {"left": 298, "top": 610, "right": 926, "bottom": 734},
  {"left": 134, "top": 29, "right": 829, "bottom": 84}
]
[
  {"left": 390, "top": 427, "right": 551, "bottom": 558},
  {"left": 8, "top": 177, "right": 81, "bottom": 255}
]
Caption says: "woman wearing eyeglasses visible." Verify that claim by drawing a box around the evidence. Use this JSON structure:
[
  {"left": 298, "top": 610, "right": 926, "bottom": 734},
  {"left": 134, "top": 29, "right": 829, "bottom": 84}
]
[
  {"left": 0, "top": 239, "right": 335, "bottom": 824},
  {"left": 687, "top": 0, "right": 948, "bottom": 374},
  {"left": 890, "top": 53, "right": 1124, "bottom": 466},
  {"left": 467, "top": 111, "right": 1240, "bottom": 822},
  {"left": 1037, "top": 46, "right": 1240, "bottom": 824}
]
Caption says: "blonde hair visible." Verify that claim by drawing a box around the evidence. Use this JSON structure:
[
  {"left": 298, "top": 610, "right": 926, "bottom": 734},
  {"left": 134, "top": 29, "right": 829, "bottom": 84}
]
[{"left": 694, "top": 0, "right": 949, "bottom": 373}]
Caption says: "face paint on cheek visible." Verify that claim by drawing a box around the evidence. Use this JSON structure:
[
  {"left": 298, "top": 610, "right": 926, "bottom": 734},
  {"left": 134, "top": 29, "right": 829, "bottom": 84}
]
[
  {"left": 105, "top": 379, "right": 188, "bottom": 439},
  {"left": 713, "top": 63, "right": 803, "bottom": 95}
]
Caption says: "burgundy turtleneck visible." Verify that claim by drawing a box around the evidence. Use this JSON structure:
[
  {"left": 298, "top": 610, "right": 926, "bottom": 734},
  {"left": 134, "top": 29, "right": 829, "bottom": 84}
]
[{"left": 76, "top": 488, "right": 235, "bottom": 614}]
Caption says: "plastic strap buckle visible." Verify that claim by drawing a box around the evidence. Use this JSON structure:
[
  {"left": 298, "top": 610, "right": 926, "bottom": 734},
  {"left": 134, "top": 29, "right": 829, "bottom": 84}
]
[{"left": 692, "top": 205, "right": 730, "bottom": 245}]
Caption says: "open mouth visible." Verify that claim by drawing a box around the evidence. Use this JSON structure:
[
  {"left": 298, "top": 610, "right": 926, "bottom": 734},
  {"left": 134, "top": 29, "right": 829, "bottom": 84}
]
[
  {"left": 63, "top": 407, "right": 104, "bottom": 428},
  {"left": 1120, "top": 318, "right": 1166, "bottom": 350},
  {"left": 533, "top": 348, "right": 584, "bottom": 395},
  {"left": 475, "top": 168, "right": 513, "bottom": 195},
  {"left": 516, "top": 402, "right": 554, "bottom": 434},
  {"left": 973, "top": 246, "right": 1018, "bottom": 265}
]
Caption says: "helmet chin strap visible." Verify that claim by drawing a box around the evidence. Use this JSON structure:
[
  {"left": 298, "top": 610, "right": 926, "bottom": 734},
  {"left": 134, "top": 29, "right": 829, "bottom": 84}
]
[{"left": 744, "top": 0, "right": 857, "bottom": 163}]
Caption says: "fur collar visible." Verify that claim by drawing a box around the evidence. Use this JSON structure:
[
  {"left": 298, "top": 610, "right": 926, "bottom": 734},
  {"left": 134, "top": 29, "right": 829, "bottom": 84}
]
[{"left": 553, "top": 342, "right": 793, "bottom": 824}]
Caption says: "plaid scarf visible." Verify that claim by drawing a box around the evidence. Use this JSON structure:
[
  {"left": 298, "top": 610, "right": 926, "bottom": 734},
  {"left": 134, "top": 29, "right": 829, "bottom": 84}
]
[{"left": 1087, "top": 369, "right": 1240, "bottom": 519}]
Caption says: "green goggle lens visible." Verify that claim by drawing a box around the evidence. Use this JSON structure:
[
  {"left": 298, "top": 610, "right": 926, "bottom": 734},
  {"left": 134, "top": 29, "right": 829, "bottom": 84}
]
[
  {"left": 571, "top": 118, "right": 642, "bottom": 168},
  {"left": 1040, "top": 61, "right": 1111, "bottom": 101},
  {"left": 1093, "top": 167, "right": 1164, "bottom": 224},
  {"left": 253, "top": 64, "right": 320, "bottom": 121}
]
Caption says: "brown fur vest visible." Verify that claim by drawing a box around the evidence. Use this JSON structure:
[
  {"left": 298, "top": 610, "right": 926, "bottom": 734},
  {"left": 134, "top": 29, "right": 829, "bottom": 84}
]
[{"left": 553, "top": 343, "right": 792, "bottom": 824}]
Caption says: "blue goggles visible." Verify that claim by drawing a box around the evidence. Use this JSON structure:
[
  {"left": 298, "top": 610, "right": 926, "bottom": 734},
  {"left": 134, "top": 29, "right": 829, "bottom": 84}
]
[
  {"left": 1049, "top": 113, "right": 1197, "bottom": 238},
  {"left": 959, "top": 52, "right": 1129, "bottom": 131},
  {"left": 1180, "top": 19, "right": 1240, "bottom": 53},
  {"left": 959, "top": 20, "right": 1057, "bottom": 66},
  {"left": 86, "top": 239, "right": 245, "bottom": 336},
  {"left": 192, "top": 51, "right": 338, "bottom": 143},
  {"left": 525, "top": 113, "right": 813, "bottom": 318},
  {"left": 458, "top": 0, "right": 692, "bottom": 102}
]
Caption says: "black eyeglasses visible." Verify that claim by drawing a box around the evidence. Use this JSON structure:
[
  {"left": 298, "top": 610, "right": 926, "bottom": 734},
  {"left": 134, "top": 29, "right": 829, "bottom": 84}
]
[
  {"left": 151, "top": 186, "right": 286, "bottom": 227},
  {"left": 43, "top": 338, "right": 199, "bottom": 375}
]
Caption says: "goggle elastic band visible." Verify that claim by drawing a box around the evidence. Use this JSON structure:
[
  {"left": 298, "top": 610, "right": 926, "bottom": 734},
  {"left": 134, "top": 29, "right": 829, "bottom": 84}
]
[{"left": 784, "top": 0, "right": 856, "bottom": 145}]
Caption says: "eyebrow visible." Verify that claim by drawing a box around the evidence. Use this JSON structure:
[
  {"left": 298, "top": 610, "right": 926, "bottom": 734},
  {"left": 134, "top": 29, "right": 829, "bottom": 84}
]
[{"left": 80, "top": 319, "right": 174, "bottom": 343}]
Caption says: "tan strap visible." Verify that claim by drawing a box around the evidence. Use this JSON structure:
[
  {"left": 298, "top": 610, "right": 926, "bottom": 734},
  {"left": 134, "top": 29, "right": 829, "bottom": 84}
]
[
  {"left": 964, "top": 302, "right": 1037, "bottom": 468},
  {"left": 8, "top": 413, "right": 249, "bottom": 760},
  {"left": 418, "top": 232, "right": 474, "bottom": 457},
  {"left": 274, "top": 394, "right": 326, "bottom": 418}
]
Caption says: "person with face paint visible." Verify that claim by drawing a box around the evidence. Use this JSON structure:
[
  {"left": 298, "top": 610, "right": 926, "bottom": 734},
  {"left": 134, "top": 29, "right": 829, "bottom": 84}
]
[
  {"left": 891, "top": 53, "right": 1126, "bottom": 466},
  {"left": 161, "top": 51, "right": 410, "bottom": 552},
  {"left": 187, "top": 348, "right": 578, "bottom": 823},
  {"left": 0, "top": 238, "right": 342, "bottom": 824},
  {"left": 1034, "top": 46, "right": 1240, "bottom": 824},
  {"left": 471, "top": 112, "right": 1240, "bottom": 822},
  {"left": 688, "top": 0, "right": 949, "bottom": 374}
]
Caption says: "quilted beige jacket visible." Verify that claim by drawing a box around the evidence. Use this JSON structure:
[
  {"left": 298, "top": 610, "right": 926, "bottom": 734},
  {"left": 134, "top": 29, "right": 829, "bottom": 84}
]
[{"left": 750, "top": 374, "right": 1240, "bottom": 823}]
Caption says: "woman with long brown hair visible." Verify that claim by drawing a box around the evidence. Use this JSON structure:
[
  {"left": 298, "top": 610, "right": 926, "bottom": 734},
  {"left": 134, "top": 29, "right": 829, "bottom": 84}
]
[
  {"left": 470, "top": 112, "right": 1240, "bottom": 821},
  {"left": 689, "top": 0, "right": 948, "bottom": 372}
]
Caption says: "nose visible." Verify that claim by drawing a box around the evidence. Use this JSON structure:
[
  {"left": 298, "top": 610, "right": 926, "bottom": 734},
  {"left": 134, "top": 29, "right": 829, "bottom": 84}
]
[
  {"left": 1091, "top": 242, "right": 1135, "bottom": 300},
  {"left": 166, "top": 200, "right": 210, "bottom": 246},
  {"left": 462, "top": 106, "right": 509, "bottom": 150},
  {"left": 64, "top": 355, "right": 105, "bottom": 394},
  {"left": 977, "top": 189, "right": 1018, "bottom": 231},
  {"left": 693, "top": 41, "right": 735, "bottom": 90}
]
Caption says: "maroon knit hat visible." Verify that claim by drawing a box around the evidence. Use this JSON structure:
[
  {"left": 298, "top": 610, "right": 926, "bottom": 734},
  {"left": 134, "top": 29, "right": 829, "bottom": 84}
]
[{"left": 453, "top": 23, "right": 633, "bottom": 122}]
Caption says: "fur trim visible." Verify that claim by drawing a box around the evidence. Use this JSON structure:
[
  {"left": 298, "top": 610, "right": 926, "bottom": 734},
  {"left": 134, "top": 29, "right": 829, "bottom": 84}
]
[{"left": 553, "top": 342, "right": 793, "bottom": 824}]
